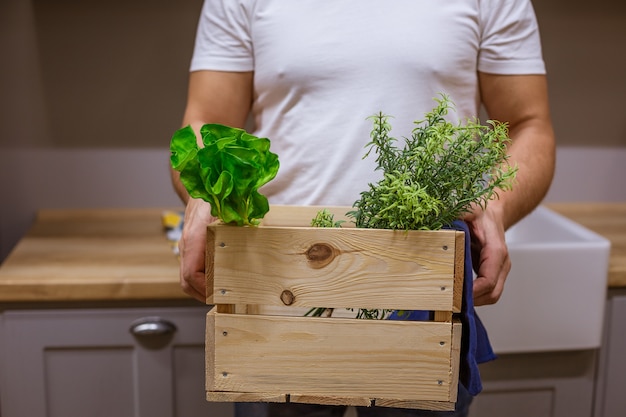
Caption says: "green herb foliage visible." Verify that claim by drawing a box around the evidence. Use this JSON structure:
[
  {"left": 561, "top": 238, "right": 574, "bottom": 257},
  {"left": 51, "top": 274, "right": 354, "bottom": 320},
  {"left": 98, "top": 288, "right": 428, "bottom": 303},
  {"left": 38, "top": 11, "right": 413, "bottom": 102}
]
[
  {"left": 349, "top": 95, "right": 517, "bottom": 231},
  {"left": 170, "top": 124, "right": 279, "bottom": 226},
  {"left": 308, "top": 95, "right": 516, "bottom": 320},
  {"left": 310, "top": 209, "right": 345, "bottom": 228}
]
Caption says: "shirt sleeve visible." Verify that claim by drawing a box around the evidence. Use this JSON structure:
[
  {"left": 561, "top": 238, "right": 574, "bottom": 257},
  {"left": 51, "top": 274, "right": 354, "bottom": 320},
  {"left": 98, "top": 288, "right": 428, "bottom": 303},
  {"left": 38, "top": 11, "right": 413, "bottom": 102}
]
[
  {"left": 190, "top": 0, "right": 254, "bottom": 72},
  {"left": 478, "top": 0, "right": 546, "bottom": 75}
]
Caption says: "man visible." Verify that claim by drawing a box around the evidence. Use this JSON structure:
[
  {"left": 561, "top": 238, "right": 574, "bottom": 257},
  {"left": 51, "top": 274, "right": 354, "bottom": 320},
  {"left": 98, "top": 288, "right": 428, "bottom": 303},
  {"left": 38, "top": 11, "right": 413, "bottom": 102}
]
[{"left": 171, "top": 1, "right": 556, "bottom": 415}]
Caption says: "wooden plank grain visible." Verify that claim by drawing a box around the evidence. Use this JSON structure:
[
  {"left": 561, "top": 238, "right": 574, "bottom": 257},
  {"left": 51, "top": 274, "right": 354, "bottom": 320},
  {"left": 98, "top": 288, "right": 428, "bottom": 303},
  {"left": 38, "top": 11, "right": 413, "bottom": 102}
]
[
  {"left": 207, "top": 225, "right": 458, "bottom": 311},
  {"left": 448, "top": 320, "right": 463, "bottom": 403},
  {"left": 205, "top": 205, "right": 464, "bottom": 409},
  {"left": 453, "top": 231, "right": 465, "bottom": 313},
  {"left": 288, "top": 395, "right": 373, "bottom": 407},
  {"left": 206, "top": 391, "right": 288, "bottom": 404},
  {"left": 373, "top": 398, "right": 455, "bottom": 411},
  {"left": 0, "top": 208, "right": 183, "bottom": 302},
  {"left": 261, "top": 205, "right": 354, "bottom": 227},
  {"left": 207, "top": 312, "right": 456, "bottom": 402}
]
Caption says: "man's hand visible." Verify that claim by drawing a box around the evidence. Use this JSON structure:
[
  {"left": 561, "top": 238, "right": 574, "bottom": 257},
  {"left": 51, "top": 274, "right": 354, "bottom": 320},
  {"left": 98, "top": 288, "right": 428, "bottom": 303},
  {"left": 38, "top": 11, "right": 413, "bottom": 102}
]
[
  {"left": 178, "top": 198, "right": 217, "bottom": 302},
  {"left": 462, "top": 204, "right": 511, "bottom": 306},
  {"left": 469, "top": 73, "right": 556, "bottom": 306}
]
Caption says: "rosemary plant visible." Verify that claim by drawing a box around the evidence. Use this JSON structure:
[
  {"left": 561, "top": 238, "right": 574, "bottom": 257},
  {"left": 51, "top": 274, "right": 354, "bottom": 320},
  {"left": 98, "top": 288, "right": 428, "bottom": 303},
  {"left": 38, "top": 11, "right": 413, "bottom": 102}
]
[
  {"left": 307, "top": 95, "right": 517, "bottom": 319},
  {"left": 349, "top": 95, "right": 517, "bottom": 230}
]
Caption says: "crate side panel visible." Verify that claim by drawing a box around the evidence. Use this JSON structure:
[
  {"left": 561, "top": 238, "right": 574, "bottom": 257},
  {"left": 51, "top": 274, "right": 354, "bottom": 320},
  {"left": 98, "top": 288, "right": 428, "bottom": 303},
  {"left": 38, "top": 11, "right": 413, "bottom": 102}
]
[
  {"left": 453, "top": 231, "right": 465, "bottom": 313},
  {"left": 209, "top": 226, "right": 458, "bottom": 311},
  {"left": 449, "top": 319, "right": 463, "bottom": 403},
  {"left": 206, "top": 308, "right": 217, "bottom": 391},
  {"left": 211, "top": 313, "right": 455, "bottom": 402},
  {"left": 206, "top": 226, "right": 217, "bottom": 304}
]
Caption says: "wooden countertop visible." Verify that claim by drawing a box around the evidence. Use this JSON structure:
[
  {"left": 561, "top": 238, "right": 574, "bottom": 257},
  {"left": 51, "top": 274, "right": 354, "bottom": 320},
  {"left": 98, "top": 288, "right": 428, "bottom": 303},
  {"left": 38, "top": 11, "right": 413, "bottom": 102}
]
[
  {"left": 0, "top": 203, "right": 624, "bottom": 303},
  {"left": 0, "top": 209, "right": 186, "bottom": 303},
  {"left": 547, "top": 203, "right": 626, "bottom": 288}
]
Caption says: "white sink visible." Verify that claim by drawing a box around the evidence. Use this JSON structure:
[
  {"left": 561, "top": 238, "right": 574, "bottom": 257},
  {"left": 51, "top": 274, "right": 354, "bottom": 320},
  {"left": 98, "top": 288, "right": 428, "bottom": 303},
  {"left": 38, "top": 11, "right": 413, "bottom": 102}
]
[{"left": 476, "top": 205, "right": 611, "bottom": 353}]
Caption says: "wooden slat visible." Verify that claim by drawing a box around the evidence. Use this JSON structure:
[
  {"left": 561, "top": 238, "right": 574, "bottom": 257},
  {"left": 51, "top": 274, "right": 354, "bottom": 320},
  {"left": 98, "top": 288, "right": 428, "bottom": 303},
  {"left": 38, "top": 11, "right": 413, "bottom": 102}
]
[
  {"left": 453, "top": 230, "right": 465, "bottom": 313},
  {"left": 433, "top": 311, "right": 452, "bottom": 322},
  {"left": 289, "top": 395, "right": 373, "bottom": 407},
  {"left": 373, "top": 399, "right": 455, "bottom": 411},
  {"left": 449, "top": 319, "right": 463, "bottom": 404},
  {"left": 206, "top": 225, "right": 458, "bottom": 311},
  {"left": 206, "top": 392, "right": 287, "bottom": 403},
  {"left": 359, "top": 321, "right": 461, "bottom": 410},
  {"left": 206, "top": 308, "right": 217, "bottom": 391},
  {"left": 206, "top": 310, "right": 456, "bottom": 402}
]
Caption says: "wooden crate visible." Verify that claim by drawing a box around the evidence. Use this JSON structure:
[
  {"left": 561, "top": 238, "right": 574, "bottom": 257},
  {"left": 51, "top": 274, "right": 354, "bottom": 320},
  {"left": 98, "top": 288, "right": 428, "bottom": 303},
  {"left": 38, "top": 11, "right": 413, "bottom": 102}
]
[{"left": 205, "top": 206, "right": 464, "bottom": 410}]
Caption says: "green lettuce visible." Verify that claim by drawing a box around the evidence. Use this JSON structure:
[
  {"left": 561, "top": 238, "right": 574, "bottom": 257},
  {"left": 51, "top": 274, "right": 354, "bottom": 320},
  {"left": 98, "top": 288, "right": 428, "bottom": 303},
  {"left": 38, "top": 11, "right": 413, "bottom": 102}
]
[{"left": 170, "top": 124, "right": 279, "bottom": 226}]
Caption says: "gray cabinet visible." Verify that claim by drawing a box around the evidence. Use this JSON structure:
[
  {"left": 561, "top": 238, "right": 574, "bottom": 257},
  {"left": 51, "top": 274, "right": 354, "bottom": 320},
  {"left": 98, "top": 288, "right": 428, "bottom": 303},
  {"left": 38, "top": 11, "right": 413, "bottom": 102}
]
[
  {"left": 0, "top": 306, "right": 233, "bottom": 417},
  {"left": 2, "top": 303, "right": 617, "bottom": 417},
  {"left": 469, "top": 350, "right": 598, "bottom": 417},
  {"left": 594, "top": 291, "right": 626, "bottom": 417},
  {"left": 469, "top": 292, "right": 626, "bottom": 417}
]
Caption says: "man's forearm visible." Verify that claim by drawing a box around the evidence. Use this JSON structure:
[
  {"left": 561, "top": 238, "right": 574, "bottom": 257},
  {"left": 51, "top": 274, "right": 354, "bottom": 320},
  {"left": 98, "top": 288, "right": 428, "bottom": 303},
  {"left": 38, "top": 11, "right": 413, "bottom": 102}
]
[
  {"left": 170, "top": 166, "right": 191, "bottom": 205},
  {"left": 492, "top": 119, "right": 556, "bottom": 230}
]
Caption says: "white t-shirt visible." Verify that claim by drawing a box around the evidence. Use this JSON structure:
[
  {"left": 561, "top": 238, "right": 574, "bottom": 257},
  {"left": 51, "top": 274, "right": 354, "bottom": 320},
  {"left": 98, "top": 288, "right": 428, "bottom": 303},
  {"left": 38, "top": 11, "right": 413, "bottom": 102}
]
[{"left": 190, "top": 0, "right": 546, "bottom": 207}]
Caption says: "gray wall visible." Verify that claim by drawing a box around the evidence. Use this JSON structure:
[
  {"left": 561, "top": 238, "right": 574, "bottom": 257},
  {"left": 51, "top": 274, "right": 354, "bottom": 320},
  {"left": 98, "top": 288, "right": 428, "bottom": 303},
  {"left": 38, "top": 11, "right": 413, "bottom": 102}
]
[{"left": 1, "top": 0, "right": 625, "bottom": 261}]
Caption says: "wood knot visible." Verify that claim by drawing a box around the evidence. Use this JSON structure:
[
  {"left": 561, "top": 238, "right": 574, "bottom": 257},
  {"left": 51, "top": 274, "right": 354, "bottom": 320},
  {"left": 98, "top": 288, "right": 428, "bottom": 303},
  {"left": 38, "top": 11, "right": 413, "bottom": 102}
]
[
  {"left": 305, "top": 243, "right": 336, "bottom": 268},
  {"left": 280, "top": 290, "right": 295, "bottom": 306}
]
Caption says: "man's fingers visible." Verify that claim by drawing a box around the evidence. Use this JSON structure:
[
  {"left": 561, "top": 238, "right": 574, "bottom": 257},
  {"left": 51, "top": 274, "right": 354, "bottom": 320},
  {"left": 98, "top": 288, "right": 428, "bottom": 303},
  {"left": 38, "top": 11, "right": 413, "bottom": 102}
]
[
  {"left": 178, "top": 199, "right": 215, "bottom": 302},
  {"left": 180, "top": 270, "right": 206, "bottom": 302},
  {"left": 472, "top": 255, "right": 511, "bottom": 306}
]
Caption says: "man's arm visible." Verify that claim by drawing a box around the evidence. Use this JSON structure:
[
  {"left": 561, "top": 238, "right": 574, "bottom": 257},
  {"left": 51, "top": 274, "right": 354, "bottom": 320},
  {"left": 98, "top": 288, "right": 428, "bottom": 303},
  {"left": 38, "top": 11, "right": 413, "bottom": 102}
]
[
  {"left": 479, "top": 73, "right": 556, "bottom": 228},
  {"left": 172, "top": 70, "right": 254, "bottom": 301},
  {"left": 171, "top": 70, "right": 254, "bottom": 202},
  {"left": 466, "top": 73, "right": 556, "bottom": 306}
]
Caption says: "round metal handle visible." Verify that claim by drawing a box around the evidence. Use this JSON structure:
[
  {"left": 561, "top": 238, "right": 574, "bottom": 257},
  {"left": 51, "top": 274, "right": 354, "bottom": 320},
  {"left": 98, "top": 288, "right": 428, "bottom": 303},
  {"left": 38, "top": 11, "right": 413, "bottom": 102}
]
[{"left": 129, "top": 317, "right": 177, "bottom": 337}]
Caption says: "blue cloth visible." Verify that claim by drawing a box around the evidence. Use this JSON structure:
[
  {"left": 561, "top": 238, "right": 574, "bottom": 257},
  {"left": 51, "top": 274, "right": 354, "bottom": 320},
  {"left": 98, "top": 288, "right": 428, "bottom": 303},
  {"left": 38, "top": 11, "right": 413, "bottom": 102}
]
[{"left": 388, "top": 220, "right": 496, "bottom": 396}]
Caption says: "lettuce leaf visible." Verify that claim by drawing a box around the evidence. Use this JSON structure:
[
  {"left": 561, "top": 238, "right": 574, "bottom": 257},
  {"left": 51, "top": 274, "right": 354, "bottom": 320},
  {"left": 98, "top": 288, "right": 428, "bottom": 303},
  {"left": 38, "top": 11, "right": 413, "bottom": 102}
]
[{"left": 170, "top": 124, "right": 279, "bottom": 226}]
